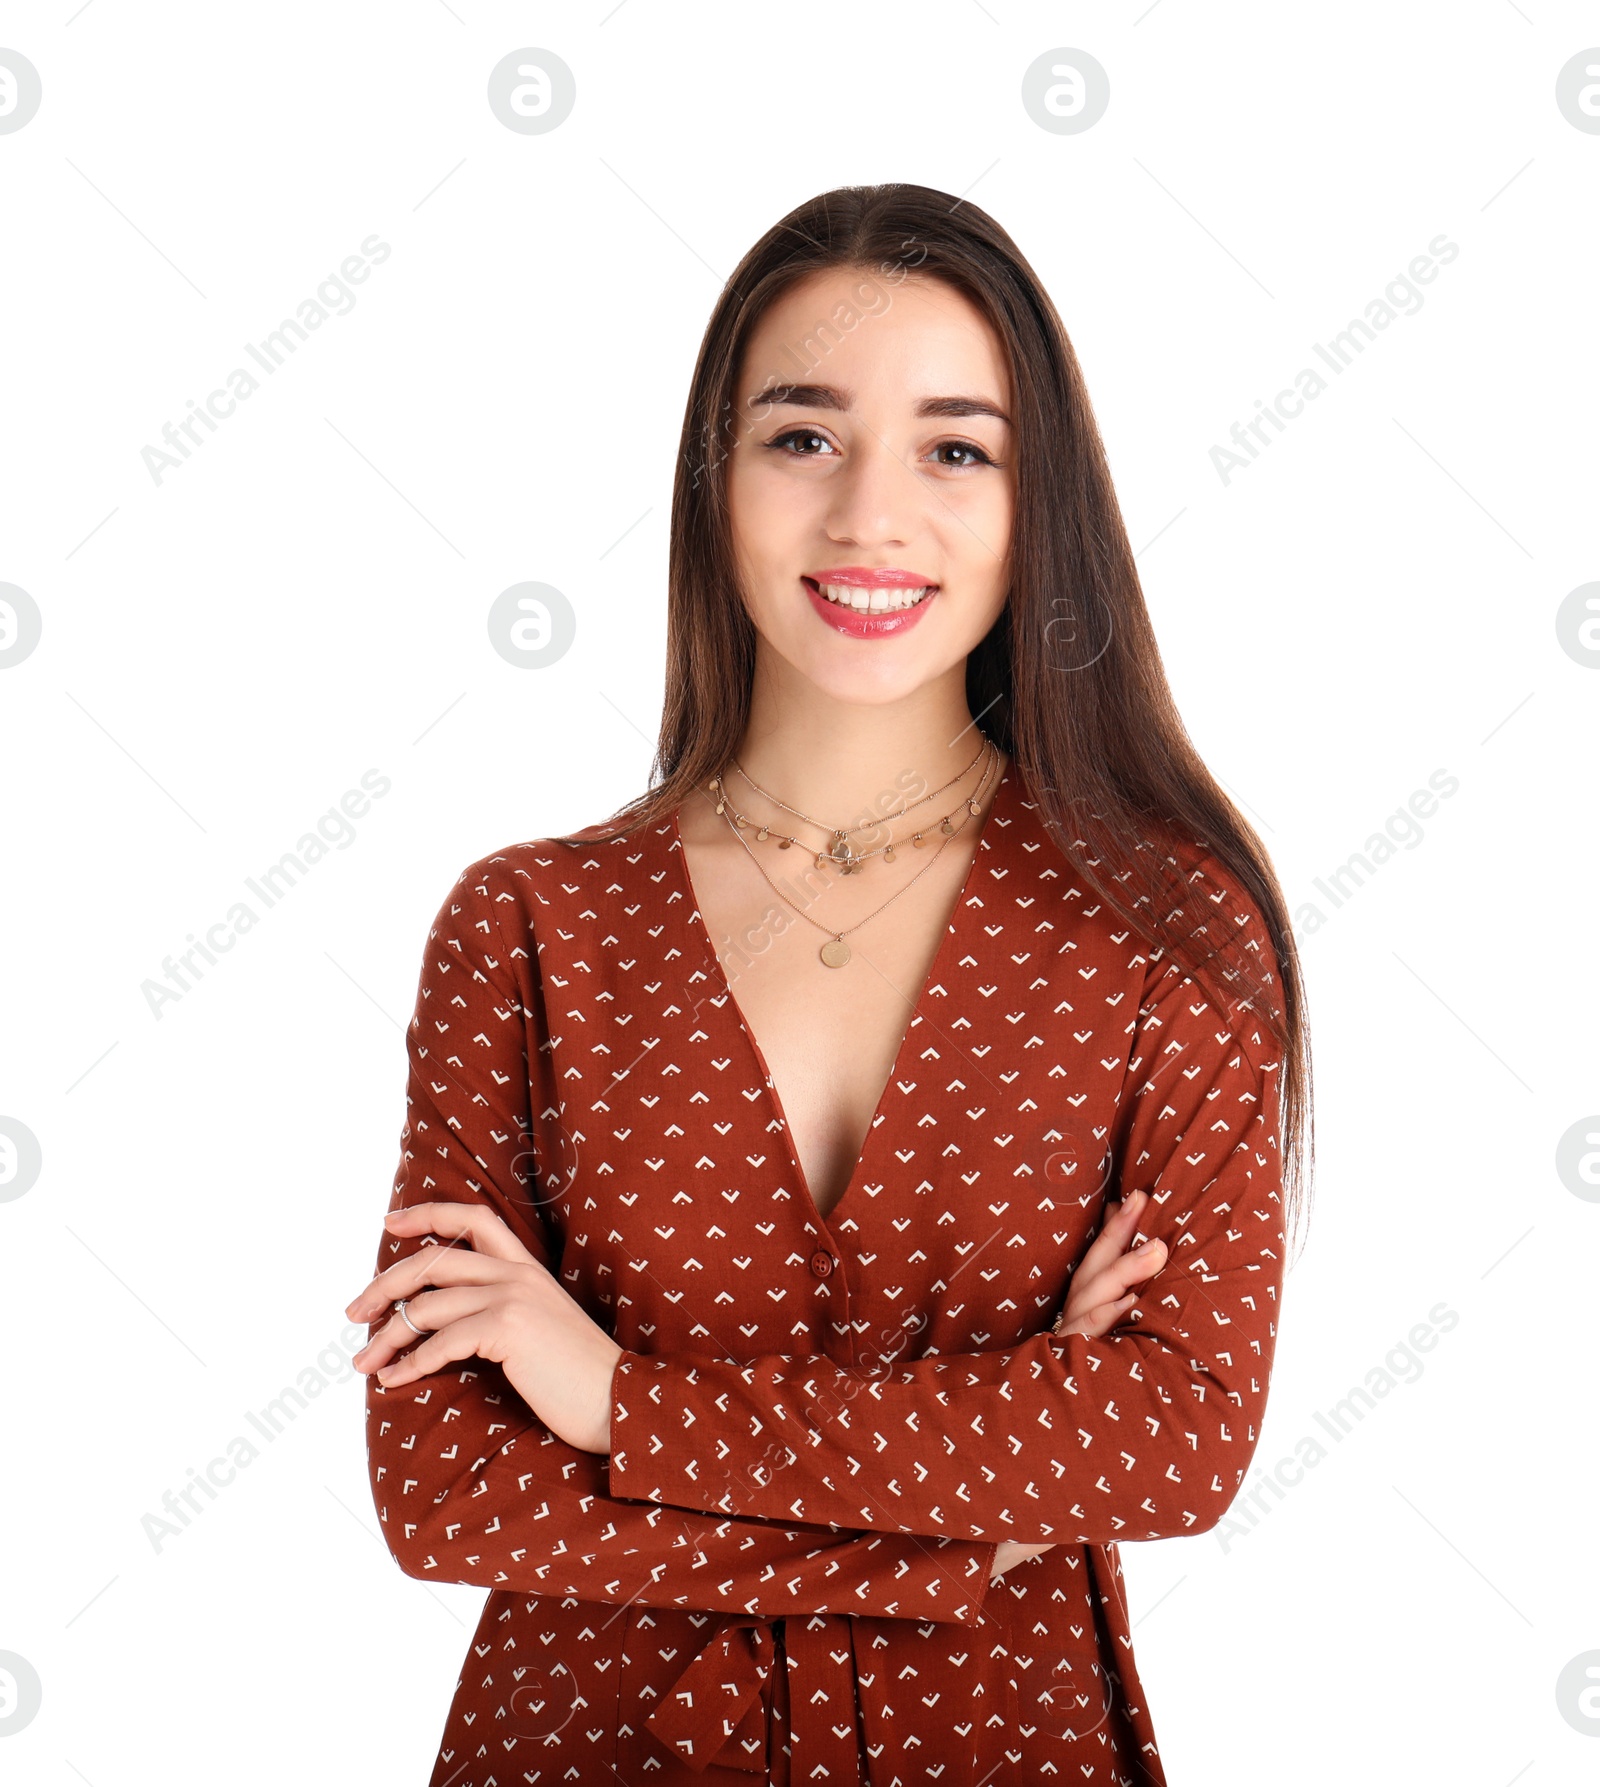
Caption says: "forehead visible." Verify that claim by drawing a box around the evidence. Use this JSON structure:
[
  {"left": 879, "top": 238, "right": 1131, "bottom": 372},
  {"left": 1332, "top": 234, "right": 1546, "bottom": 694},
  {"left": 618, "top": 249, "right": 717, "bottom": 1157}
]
[{"left": 738, "top": 267, "right": 1011, "bottom": 405}]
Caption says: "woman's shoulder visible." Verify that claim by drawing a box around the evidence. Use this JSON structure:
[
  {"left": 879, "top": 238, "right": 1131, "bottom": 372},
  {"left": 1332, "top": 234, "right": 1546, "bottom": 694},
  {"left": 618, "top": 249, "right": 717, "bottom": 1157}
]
[
  {"left": 1115, "top": 813, "right": 1273, "bottom": 936},
  {"left": 440, "top": 798, "right": 673, "bottom": 915},
  {"left": 1122, "top": 819, "right": 1285, "bottom": 1067}
]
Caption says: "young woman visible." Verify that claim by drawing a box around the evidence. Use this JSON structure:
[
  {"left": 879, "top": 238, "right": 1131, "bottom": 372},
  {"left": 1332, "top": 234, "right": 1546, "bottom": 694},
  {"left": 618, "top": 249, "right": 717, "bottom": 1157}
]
[{"left": 346, "top": 183, "right": 1312, "bottom": 1786}]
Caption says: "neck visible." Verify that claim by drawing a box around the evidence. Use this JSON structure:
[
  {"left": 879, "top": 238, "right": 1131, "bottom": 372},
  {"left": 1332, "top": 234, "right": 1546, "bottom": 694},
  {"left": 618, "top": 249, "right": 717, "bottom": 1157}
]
[{"left": 726, "top": 658, "right": 1004, "bottom": 834}]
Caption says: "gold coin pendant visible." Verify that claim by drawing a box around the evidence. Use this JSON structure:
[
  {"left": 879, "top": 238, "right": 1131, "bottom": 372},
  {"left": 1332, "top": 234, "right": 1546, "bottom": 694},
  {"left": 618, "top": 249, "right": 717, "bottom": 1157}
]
[{"left": 819, "top": 937, "right": 852, "bottom": 969}]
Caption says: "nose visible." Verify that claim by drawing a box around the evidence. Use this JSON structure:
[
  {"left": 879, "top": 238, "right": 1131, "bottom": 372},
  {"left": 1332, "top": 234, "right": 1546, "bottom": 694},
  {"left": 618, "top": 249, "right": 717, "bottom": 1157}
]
[{"left": 824, "top": 427, "right": 921, "bottom": 550}]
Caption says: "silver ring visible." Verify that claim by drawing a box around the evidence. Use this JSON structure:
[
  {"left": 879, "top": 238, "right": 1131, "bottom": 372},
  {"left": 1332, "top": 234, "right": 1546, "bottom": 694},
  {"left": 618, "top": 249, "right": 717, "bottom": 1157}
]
[{"left": 394, "top": 1296, "right": 427, "bottom": 1337}]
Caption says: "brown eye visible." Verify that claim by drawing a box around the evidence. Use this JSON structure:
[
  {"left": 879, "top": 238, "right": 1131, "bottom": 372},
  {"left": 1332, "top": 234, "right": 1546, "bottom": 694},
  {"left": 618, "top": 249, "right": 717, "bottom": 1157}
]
[
  {"left": 933, "top": 440, "right": 995, "bottom": 469},
  {"left": 767, "top": 429, "right": 837, "bottom": 458}
]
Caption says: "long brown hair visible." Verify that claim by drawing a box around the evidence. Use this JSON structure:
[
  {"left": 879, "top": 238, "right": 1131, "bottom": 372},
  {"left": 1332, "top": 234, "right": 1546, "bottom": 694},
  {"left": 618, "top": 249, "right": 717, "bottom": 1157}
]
[{"left": 554, "top": 182, "right": 1314, "bottom": 1251}]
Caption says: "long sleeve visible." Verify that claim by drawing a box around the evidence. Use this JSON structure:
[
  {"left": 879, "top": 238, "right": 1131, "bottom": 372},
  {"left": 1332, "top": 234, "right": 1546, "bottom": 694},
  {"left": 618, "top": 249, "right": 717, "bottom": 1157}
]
[
  {"left": 362, "top": 859, "right": 999, "bottom": 1622},
  {"left": 606, "top": 892, "right": 1288, "bottom": 1547}
]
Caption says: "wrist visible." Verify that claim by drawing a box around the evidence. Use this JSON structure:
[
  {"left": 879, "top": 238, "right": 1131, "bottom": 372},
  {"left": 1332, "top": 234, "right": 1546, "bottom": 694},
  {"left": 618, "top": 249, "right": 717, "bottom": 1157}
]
[{"left": 595, "top": 1339, "right": 625, "bottom": 1454}]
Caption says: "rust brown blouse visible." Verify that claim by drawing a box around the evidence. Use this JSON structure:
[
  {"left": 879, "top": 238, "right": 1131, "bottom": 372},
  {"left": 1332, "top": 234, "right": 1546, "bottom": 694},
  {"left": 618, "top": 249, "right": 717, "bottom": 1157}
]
[{"left": 363, "top": 764, "right": 1287, "bottom": 1784}]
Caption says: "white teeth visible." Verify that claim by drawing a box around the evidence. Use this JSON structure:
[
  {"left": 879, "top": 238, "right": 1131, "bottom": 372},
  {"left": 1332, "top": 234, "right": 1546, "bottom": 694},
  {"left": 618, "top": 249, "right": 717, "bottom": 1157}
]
[{"left": 815, "top": 581, "right": 933, "bottom": 612}]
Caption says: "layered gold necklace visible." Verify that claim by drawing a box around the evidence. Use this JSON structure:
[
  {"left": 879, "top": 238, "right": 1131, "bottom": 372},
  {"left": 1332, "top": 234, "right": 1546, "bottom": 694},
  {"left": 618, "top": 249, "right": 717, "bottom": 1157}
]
[{"left": 709, "top": 738, "right": 1001, "bottom": 968}]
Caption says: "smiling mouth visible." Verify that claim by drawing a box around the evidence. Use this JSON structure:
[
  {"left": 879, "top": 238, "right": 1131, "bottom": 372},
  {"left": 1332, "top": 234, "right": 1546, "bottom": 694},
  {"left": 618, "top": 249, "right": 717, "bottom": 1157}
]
[{"left": 802, "top": 576, "right": 938, "bottom": 614}]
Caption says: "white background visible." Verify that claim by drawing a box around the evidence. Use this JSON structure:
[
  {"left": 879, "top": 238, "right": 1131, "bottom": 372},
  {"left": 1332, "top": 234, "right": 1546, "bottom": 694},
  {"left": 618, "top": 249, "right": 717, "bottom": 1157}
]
[{"left": 2, "top": 4, "right": 1596, "bottom": 1782}]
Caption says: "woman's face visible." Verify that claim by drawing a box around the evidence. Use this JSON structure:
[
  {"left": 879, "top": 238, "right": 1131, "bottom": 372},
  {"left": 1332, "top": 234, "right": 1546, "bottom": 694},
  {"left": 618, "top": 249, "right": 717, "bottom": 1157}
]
[{"left": 723, "top": 266, "right": 1015, "bottom": 707}]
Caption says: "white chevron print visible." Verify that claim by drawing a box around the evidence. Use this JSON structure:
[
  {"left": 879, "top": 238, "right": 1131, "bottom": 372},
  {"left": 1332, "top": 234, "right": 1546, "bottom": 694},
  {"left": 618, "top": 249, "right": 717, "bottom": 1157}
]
[{"left": 362, "top": 766, "right": 1286, "bottom": 1784}]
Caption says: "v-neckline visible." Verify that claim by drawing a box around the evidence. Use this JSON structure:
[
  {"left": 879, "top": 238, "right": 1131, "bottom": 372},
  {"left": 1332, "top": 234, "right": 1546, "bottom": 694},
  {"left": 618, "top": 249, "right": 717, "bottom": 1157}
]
[{"left": 667, "top": 763, "right": 1015, "bottom": 1240}]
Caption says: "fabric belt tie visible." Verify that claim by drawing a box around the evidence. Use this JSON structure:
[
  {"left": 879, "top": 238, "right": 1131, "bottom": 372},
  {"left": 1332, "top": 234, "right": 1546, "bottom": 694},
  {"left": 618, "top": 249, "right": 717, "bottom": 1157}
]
[{"left": 644, "top": 1612, "right": 865, "bottom": 1775}]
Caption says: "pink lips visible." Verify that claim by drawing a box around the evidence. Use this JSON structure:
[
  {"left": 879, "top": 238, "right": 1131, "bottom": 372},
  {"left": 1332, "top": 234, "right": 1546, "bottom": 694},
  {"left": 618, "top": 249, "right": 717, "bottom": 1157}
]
[
  {"left": 803, "top": 570, "right": 938, "bottom": 639},
  {"left": 810, "top": 565, "right": 935, "bottom": 589}
]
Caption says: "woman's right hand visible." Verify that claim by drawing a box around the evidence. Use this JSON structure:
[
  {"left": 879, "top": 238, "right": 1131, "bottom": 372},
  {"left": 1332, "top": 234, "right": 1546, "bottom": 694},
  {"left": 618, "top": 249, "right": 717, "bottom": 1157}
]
[
  {"left": 991, "top": 1539, "right": 1055, "bottom": 1580},
  {"left": 1053, "top": 1186, "right": 1167, "bottom": 1339},
  {"left": 990, "top": 1190, "right": 1168, "bottom": 1584}
]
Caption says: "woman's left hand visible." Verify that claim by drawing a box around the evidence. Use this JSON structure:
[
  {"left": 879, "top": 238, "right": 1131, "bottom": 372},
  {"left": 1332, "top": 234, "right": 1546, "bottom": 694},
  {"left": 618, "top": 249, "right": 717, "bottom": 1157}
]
[{"left": 345, "top": 1202, "right": 623, "bottom": 1455}]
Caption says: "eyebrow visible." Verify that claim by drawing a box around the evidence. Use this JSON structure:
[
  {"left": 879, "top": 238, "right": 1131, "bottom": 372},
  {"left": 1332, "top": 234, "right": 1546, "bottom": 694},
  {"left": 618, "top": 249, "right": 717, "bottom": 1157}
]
[{"left": 745, "top": 381, "right": 1011, "bottom": 427}]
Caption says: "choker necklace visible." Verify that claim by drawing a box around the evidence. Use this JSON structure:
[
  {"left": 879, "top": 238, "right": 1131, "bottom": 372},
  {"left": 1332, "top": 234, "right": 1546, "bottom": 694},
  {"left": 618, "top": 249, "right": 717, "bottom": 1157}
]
[
  {"left": 721, "top": 739, "right": 988, "bottom": 874},
  {"left": 713, "top": 740, "right": 1002, "bottom": 968},
  {"left": 712, "top": 739, "right": 989, "bottom": 875}
]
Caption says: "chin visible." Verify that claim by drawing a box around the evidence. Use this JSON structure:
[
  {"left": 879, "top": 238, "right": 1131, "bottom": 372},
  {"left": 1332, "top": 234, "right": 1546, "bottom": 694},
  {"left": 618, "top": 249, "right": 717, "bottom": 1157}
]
[{"left": 769, "top": 630, "right": 952, "bottom": 705}]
